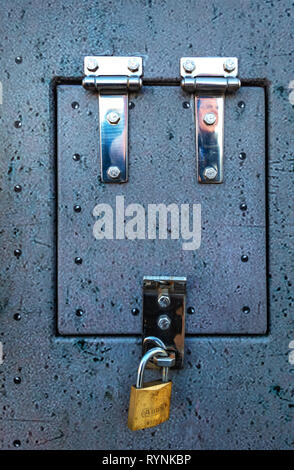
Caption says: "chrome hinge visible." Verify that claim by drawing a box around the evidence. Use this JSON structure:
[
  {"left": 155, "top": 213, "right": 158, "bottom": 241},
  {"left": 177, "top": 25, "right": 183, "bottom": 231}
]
[
  {"left": 82, "top": 56, "right": 143, "bottom": 183},
  {"left": 181, "top": 57, "right": 240, "bottom": 183}
]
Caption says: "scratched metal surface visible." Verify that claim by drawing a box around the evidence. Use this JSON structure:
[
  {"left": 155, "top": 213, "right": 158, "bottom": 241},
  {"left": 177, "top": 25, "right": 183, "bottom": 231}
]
[
  {"left": 57, "top": 85, "right": 267, "bottom": 335},
  {"left": 0, "top": 0, "right": 293, "bottom": 450}
]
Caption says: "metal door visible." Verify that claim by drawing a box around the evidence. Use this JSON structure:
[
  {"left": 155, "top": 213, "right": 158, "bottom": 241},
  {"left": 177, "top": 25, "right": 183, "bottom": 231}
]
[{"left": 0, "top": 0, "right": 293, "bottom": 450}]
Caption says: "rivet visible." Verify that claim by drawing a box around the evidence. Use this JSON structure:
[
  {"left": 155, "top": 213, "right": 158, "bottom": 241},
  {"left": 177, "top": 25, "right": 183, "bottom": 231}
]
[
  {"left": 183, "top": 101, "right": 190, "bottom": 109},
  {"left": 14, "top": 185, "right": 22, "bottom": 193},
  {"left": 241, "top": 255, "right": 249, "bottom": 262},
  {"left": 13, "top": 313, "right": 21, "bottom": 321},
  {"left": 73, "top": 205, "right": 81, "bottom": 213},
  {"left": 14, "top": 249, "right": 22, "bottom": 258},
  {"left": 15, "top": 56, "right": 23, "bottom": 64},
  {"left": 131, "top": 308, "right": 139, "bottom": 316},
  {"left": 242, "top": 306, "right": 250, "bottom": 314},
  {"left": 238, "top": 101, "right": 245, "bottom": 109},
  {"left": 72, "top": 153, "right": 81, "bottom": 161},
  {"left": 76, "top": 308, "right": 84, "bottom": 317},
  {"left": 75, "top": 257, "right": 83, "bottom": 265},
  {"left": 240, "top": 203, "right": 247, "bottom": 211},
  {"left": 187, "top": 307, "right": 195, "bottom": 315},
  {"left": 239, "top": 152, "right": 246, "bottom": 160},
  {"left": 13, "top": 440, "right": 21, "bottom": 448},
  {"left": 71, "top": 102, "right": 79, "bottom": 110},
  {"left": 14, "top": 376, "right": 21, "bottom": 385},
  {"left": 14, "top": 120, "right": 22, "bottom": 128}
]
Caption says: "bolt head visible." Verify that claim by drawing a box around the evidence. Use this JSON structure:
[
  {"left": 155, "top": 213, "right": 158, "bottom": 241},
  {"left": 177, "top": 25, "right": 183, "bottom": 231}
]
[
  {"left": 158, "top": 295, "right": 171, "bottom": 308},
  {"left": 183, "top": 59, "right": 195, "bottom": 73},
  {"left": 128, "top": 58, "right": 140, "bottom": 72},
  {"left": 87, "top": 58, "right": 99, "bottom": 73},
  {"left": 203, "top": 166, "right": 217, "bottom": 180},
  {"left": 224, "top": 58, "right": 236, "bottom": 73},
  {"left": 107, "top": 111, "right": 120, "bottom": 124},
  {"left": 107, "top": 166, "right": 121, "bottom": 179},
  {"left": 157, "top": 314, "right": 171, "bottom": 331},
  {"left": 203, "top": 112, "right": 217, "bottom": 125}
]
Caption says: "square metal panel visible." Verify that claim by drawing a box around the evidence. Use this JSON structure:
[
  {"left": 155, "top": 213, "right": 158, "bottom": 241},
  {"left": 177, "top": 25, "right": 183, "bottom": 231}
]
[{"left": 57, "top": 84, "right": 267, "bottom": 335}]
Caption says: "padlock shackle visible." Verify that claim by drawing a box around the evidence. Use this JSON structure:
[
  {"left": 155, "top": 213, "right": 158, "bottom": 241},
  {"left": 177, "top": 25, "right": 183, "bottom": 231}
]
[
  {"left": 136, "top": 347, "right": 168, "bottom": 389},
  {"left": 143, "top": 336, "right": 167, "bottom": 350}
]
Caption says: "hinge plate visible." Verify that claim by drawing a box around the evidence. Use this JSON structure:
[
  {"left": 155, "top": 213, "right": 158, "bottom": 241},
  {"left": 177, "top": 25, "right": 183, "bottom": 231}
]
[
  {"left": 180, "top": 56, "right": 239, "bottom": 78},
  {"left": 83, "top": 56, "right": 143, "bottom": 183},
  {"left": 181, "top": 57, "right": 240, "bottom": 184},
  {"left": 84, "top": 56, "right": 143, "bottom": 77}
]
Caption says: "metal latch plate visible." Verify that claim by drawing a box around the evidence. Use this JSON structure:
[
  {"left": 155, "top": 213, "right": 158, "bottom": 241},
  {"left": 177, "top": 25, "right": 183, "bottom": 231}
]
[{"left": 142, "top": 276, "right": 187, "bottom": 369}]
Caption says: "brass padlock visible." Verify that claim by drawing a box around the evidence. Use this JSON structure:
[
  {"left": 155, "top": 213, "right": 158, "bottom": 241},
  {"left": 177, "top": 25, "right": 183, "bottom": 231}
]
[{"left": 128, "top": 347, "right": 172, "bottom": 431}]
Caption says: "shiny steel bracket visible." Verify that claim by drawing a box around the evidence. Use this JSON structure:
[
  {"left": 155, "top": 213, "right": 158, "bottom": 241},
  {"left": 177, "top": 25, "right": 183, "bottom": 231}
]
[
  {"left": 181, "top": 57, "right": 240, "bottom": 183},
  {"left": 142, "top": 276, "right": 187, "bottom": 369},
  {"left": 82, "top": 56, "right": 143, "bottom": 183}
]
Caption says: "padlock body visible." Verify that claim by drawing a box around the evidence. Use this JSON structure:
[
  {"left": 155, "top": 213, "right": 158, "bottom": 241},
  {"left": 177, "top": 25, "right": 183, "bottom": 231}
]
[{"left": 128, "top": 380, "right": 172, "bottom": 431}]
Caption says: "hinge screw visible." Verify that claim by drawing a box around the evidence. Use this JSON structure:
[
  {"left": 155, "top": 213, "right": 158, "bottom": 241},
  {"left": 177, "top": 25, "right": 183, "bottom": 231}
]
[
  {"left": 203, "top": 166, "right": 217, "bottom": 180},
  {"left": 203, "top": 112, "right": 216, "bottom": 125},
  {"left": 128, "top": 58, "right": 140, "bottom": 72},
  {"left": 87, "top": 58, "right": 99, "bottom": 72},
  {"left": 157, "top": 314, "right": 171, "bottom": 331},
  {"left": 107, "top": 111, "right": 120, "bottom": 124},
  {"left": 224, "top": 58, "right": 236, "bottom": 73},
  {"left": 183, "top": 59, "right": 195, "bottom": 73},
  {"left": 107, "top": 166, "right": 121, "bottom": 179}
]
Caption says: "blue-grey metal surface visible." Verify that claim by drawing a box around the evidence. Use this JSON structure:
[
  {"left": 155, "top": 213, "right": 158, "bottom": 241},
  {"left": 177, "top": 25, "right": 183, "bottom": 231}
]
[
  {"left": 57, "top": 84, "right": 267, "bottom": 335},
  {"left": 0, "top": 0, "right": 293, "bottom": 451}
]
